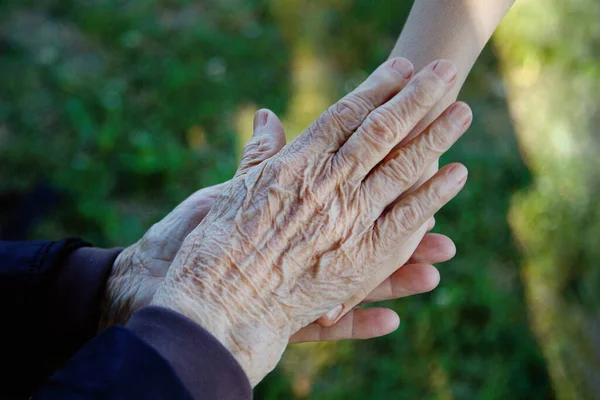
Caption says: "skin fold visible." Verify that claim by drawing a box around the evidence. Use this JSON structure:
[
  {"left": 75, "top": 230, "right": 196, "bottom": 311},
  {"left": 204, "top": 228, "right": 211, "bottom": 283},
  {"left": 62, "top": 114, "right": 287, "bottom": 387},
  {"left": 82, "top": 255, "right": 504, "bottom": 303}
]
[{"left": 148, "top": 58, "right": 472, "bottom": 386}]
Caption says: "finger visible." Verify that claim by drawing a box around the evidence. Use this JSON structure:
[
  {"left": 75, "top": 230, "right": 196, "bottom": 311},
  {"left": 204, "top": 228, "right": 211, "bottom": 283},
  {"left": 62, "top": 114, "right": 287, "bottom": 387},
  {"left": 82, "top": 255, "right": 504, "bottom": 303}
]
[
  {"left": 427, "top": 216, "right": 435, "bottom": 231},
  {"left": 361, "top": 263, "right": 440, "bottom": 303},
  {"left": 290, "top": 307, "right": 399, "bottom": 343},
  {"left": 333, "top": 165, "right": 467, "bottom": 321},
  {"left": 408, "top": 233, "right": 456, "bottom": 264},
  {"left": 317, "top": 232, "right": 452, "bottom": 327},
  {"left": 176, "top": 182, "right": 228, "bottom": 216},
  {"left": 236, "top": 109, "right": 287, "bottom": 176},
  {"left": 148, "top": 181, "right": 230, "bottom": 248},
  {"left": 336, "top": 60, "right": 458, "bottom": 179},
  {"left": 362, "top": 101, "right": 472, "bottom": 212},
  {"left": 408, "top": 161, "right": 439, "bottom": 195},
  {"left": 320, "top": 225, "right": 430, "bottom": 327},
  {"left": 286, "top": 58, "right": 414, "bottom": 154},
  {"left": 373, "top": 163, "right": 468, "bottom": 258}
]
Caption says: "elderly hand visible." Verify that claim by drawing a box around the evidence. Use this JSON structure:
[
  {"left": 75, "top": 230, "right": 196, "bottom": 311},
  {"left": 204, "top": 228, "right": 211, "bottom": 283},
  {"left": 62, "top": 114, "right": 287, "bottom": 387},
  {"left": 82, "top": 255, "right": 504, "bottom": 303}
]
[
  {"left": 100, "top": 110, "right": 456, "bottom": 340},
  {"left": 150, "top": 57, "right": 471, "bottom": 385}
]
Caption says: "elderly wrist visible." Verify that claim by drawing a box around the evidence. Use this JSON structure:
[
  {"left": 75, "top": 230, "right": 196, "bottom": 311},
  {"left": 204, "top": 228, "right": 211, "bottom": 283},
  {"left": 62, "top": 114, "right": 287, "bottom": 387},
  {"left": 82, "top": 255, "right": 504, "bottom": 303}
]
[
  {"left": 99, "top": 246, "right": 137, "bottom": 329},
  {"left": 151, "top": 270, "right": 290, "bottom": 386}
]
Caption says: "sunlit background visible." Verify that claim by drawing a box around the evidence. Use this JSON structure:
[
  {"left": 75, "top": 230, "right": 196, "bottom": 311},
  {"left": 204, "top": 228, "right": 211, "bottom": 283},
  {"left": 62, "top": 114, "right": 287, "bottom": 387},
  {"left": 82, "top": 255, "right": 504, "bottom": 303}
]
[{"left": 1, "top": 0, "right": 599, "bottom": 398}]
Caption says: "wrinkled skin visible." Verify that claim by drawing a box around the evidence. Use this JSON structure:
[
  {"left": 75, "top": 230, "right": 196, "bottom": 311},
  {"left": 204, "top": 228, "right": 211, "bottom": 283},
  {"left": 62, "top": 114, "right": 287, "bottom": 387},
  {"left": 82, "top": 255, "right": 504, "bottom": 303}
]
[
  {"left": 100, "top": 183, "right": 225, "bottom": 329},
  {"left": 151, "top": 58, "right": 472, "bottom": 385},
  {"left": 101, "top": 111, "right": 457, "bottom": 341}
]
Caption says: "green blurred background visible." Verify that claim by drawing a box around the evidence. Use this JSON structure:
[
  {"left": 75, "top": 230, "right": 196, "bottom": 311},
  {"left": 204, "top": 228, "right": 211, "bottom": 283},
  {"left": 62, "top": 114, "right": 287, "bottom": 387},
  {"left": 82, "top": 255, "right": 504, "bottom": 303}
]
[{"left": 1, "top": 0, "right": 599, "bottom": 398}]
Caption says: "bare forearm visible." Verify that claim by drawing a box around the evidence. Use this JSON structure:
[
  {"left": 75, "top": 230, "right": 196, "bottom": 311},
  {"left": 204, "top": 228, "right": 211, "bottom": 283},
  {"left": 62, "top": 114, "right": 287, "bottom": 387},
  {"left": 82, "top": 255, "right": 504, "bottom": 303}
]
[{"left": 392, "top": 0, "right": 515, "bottom": 130}]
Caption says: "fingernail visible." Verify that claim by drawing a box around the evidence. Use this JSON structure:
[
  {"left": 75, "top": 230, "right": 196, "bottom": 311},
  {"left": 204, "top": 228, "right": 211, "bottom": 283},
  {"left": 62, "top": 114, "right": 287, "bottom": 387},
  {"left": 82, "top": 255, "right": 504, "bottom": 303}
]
[
  {"left": 427, "top": 216, "right": 436, "bottom": 231},
  {"left": 449, "top": 102, "right": 473, "bottom": 127},
  {"left": 253, "top": 109, "right": 269, "bottom": 133},
  {"left": 447, "top": 164, "right": 468, "bottom": 186},
  {"left": 391, "top": 58, "right": 414, "bottom": 79},
  {"left": 432, "top": 60, "right": 457, "bottom": 83},
  {"left": 326, "top": 304, "right": 343, "bottom": 321}
]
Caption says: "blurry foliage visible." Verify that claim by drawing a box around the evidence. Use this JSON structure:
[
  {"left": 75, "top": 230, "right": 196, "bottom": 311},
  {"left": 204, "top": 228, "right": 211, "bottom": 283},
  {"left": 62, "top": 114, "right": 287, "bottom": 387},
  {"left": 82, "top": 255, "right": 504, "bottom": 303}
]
[
  {"left": 497, "top": 0, "right": 600, "bottom": 398},
  {"left": 0, "top": 0, "right": 290, "bottom": 244},
  {"left": 4, "top": 0, "right": 591, "bottom": 398}
]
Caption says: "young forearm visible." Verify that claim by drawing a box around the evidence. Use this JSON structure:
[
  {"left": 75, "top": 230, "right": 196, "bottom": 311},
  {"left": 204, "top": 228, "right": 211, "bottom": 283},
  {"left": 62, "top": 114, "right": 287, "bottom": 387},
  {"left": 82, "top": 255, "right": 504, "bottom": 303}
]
[{"left": 391, "top": 0, "right": 515, "bottom": 129}]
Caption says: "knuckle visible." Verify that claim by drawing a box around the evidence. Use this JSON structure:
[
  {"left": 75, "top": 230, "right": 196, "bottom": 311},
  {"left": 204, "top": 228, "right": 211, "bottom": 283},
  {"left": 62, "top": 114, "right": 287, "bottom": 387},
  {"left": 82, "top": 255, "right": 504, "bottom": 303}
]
[
  {"left": 397, "top": 197, "right": 426, "bottom": 231},
  {"left": 338, "top": 149, "right": 368, "bottom": 177},
  {"left": 241, "top": 138, "right": 259, "bottom": 157},
  {"left": 423, "top": 119, "right": 456, "bottom": 152},
  {"left": 364, "top": 109, "right": 399, "bottom": 144},
  {"left": 426, "top": 179, "right": 445, "bottom": 204},
  {"left": 404, "top": 142, "right": 427, "bottom": 171},
  {"left": 330, "top": 94, "right": 372, "bottom": 132},
  {"left": 388, "top": 101, "right": 413, "bottom": 134},
  {"left": 256, "top": 139, "right": 275, "bottom": 156},
  {"left": 385, "top": 154, "right": 419, "bottom": 187},
  {"left": 423, "top": 126, "right": 449, "bottom": 152},
  {"left": 239, "top": 136, "right": 279, "bottom": 173},
  {"left": 409, "top": 77, "right": 442, "bottom": 110}
]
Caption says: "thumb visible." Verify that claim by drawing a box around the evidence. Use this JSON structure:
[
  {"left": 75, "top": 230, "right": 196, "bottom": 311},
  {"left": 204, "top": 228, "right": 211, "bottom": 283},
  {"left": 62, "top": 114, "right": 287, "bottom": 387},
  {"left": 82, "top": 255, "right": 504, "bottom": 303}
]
[{"left": 236, "top": 109, "right": 286, "bottom": 176}]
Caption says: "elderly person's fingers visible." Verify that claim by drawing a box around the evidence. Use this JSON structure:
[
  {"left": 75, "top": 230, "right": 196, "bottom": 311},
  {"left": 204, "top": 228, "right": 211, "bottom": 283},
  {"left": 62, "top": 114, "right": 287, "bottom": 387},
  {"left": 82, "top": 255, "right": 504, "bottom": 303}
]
[
  {"left": 426, "top": 216, "right": 435, "bottom": 231},
  {"left": 374, "top": 163, "right": 468, "bottom": 247},
  {"left": 332, "top": 164, "right": 468, "bottom": 325},
  {"left": 349, "top": 164, "right": 468, "bottom": 305},
  {"left": 360, "top": 233, "right": 455, "bottom": 303},
  {"left": 317, "top": 102, "right": 470, "bottom": 327},
  {"left": 316, "top": 232, "right": 453, "bottom": 326},
  {"left": 335, "top": 60, "right": 457, "bottom": 178},
  {"left": 285, "top": 57, "right": 414, "bottom": 154},
  {"left": 316, "top": 263, "right": 438, "bottom": 327},
  {"left": 236, "top": 109, "right": 287, "bottom": 176},
  {"left": 362, "top": 101, "right": 472, "bottom": 214},
  {"left": 289, "top": 308, "right": 399, "bottom": 343},
  {"left": 311, "top": 265, "right": 442, "bottom": 336}
]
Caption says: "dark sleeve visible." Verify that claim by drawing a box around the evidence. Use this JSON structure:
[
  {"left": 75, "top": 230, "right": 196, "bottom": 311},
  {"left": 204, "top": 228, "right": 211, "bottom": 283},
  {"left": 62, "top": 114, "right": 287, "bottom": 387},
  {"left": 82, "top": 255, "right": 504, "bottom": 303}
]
[
  {"left": 0, "top": 239, "right": 121, "bottom": 398},
  {"left": 35, "top": 307, "right": 252, "bottom": 400},
  {"left": 1, "top": 240, "right": 252, "bottom": 399}
]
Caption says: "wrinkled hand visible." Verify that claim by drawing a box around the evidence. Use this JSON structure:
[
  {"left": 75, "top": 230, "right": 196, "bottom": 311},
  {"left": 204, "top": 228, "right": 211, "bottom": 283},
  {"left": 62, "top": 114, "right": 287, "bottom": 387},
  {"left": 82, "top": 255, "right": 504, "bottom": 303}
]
[
  {"left": 100, "top": 109, "right": 456, "bottom": 341},
  {"left": 151, "top": 58, "right": 472, "bottom": 385},
  {"left": 315, "top": 64, "right": 463, "bottom": 328},
  {"left": 99, "top": 183, "right": 225, "bottom": 330}
]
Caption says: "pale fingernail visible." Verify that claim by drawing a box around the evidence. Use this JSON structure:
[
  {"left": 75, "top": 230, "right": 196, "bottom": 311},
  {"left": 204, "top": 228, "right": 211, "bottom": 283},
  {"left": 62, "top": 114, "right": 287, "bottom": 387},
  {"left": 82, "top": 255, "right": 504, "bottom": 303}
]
[
  {"left": 427, "top": 216, "right": 436, "bottom": 231},
  {"left": 253, "top": 109, "right": 269, "bottom": 134},
  {"left": 326, "top": 304, "right": 343, "bottom": 321},
  {"left": 446, "top": 164, "right": 469, "bottom": 186},
  {"left": 432, "top": 60, "right": 457, "bottom": 83},
  {"left": 449, "top": 102, "right": 473, "bottom": 127},
  {"left": 390, "top": 58, "right": 414, "bottom": 79}
]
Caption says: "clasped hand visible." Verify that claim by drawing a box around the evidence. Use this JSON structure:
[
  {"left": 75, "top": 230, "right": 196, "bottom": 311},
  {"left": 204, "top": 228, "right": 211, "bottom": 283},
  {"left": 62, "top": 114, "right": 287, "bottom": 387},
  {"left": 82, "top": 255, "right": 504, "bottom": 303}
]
[{"left": 147, "top": 58, "right": 471, "bottom": 385}]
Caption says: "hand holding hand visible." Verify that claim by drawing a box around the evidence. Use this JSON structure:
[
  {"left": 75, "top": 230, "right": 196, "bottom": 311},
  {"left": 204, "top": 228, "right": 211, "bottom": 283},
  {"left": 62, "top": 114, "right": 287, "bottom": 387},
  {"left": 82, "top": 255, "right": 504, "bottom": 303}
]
[
  {"left": 151, "top": 58, "right": 472, "bottom": 385},
  {"left": 101, "top": 109, "right": 456, "bottom": 342}
]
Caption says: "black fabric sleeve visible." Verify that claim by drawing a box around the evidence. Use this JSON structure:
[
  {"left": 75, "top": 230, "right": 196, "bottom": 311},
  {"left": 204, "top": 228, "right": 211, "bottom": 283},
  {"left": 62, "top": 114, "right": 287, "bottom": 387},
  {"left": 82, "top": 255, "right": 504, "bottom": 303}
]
[
  {"left": 33, "top": 307, "right": 252, "bottom": 400},
  {"left": 0, "top": 239, "right": 120, "bottom": 398},
  {"left": 34, "top": 307, "right": 252, "bottom": 400},
  {"left": 33, "top": 325, "right": 195, "bottom": 400},
  {"left": 0, "top": 241, "right": 252, "bottom": 399},
  {"left": 127, "top": 307, "right": 252, "bottom": 400}
]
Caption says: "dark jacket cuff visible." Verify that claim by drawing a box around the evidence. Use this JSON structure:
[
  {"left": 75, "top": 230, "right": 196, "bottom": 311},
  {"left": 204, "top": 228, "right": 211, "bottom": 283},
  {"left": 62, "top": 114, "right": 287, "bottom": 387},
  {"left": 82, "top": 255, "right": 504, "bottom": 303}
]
[
  {"left": 47, "top": 246, "right": 122, "bottom": 367},
  {"left": 126, "top": 306, "right": 252, "bottom": 400}
]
